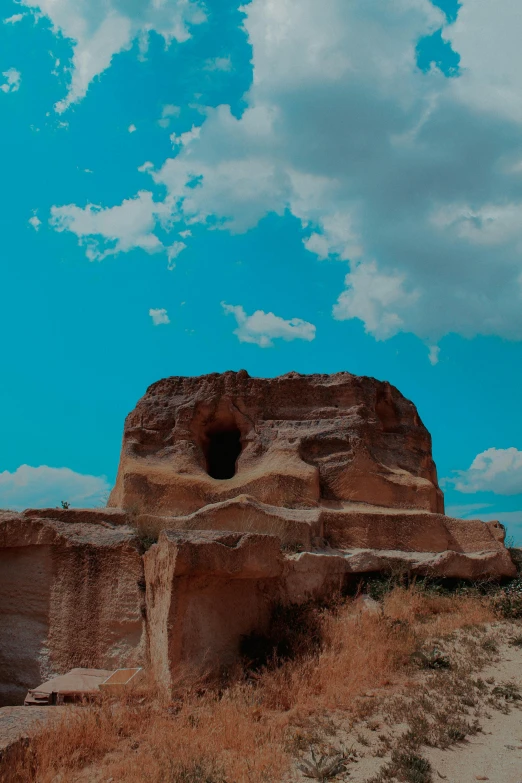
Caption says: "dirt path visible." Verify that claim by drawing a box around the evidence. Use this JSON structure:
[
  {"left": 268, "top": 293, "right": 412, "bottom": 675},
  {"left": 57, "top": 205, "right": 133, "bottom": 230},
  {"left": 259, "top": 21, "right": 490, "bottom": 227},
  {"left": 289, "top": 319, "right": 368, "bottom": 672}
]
[{"left": 424, "top": 643, "right": 522, "bottom": 783}]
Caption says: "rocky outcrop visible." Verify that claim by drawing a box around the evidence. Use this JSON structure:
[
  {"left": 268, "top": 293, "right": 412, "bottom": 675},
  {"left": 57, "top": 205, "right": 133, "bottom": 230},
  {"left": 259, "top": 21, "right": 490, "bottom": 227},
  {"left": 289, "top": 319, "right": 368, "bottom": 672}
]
[
  {"left": 109, "top": 371, "right": 444, "bottom": 516},
  {"left": 1, "top": 371, "right": 517, "bottom": 702},
  {"left": 0, "top": 512, "right": 145, "bottom": 706}
]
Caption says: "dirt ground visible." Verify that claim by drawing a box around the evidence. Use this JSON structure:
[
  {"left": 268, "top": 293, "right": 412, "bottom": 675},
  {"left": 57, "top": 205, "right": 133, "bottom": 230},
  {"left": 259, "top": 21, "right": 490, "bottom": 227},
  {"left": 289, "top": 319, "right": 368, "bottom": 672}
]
[{"left": 290, "top": 624, "right": 522, "bottom": 783}]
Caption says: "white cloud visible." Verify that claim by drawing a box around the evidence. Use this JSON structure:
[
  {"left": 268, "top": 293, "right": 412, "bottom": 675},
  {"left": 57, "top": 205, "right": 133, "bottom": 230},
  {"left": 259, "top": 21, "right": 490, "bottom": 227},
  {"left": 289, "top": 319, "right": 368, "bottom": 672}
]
[
  {"left": 204, "top": 56, "right": 232, "bottom": 72},
  {"left": 158, "top": 103, "right": 180, "bottom": 128},
  {"left": 44, "top": 0, "right": 522, "bottom": 345},
  {"left": 162, "top": 104, "right": 180, "bottom": 117},
  {"left": 4, "top": 13, "right": 24, "bottom": 24},
  {"left": 474, "top": 511, "right": 522, "bottom": 526},
  {"left": 149, "top": 308, "right": 170, "bottom": 326},
  {"left": 449, "top": 448, "right": 522, "bottom": 495},
  {"left": 170, "top": 124, "right": 201, "bottom": 147},
  {"left": 428, "top": 345, "right": 440, "bottom": 366},
  {"left": 20, "top": 0, "right": 206, "bottom": 112},
  {"left": 166, "top": 241, "right": 187, "bottom": 269},
  {"left": 222, "top": 302, "right": 316, "bottom": 347},
  {"left": 1, "top": 68, "right": 21, "bottom": 93},
  {"left": 128, "top": 124, "right": 137, "bottom": 133},
  {"left": 49, "top": 190, "right": 169, "bottom": 261},
  {"left": 28, "top": 214, "right": 42, "bottom": 231},
  {"left": 333, "top": 261, "right": 419, "bottom": 340},
  {"left": 0, "top": 464, "right": 110, "bottom": 510},
  {"left": 141, "top": 0, "right": 522, "bottom": 343},
  {"left": 445, "top": 503, "right": 492, "bottom": 518}
]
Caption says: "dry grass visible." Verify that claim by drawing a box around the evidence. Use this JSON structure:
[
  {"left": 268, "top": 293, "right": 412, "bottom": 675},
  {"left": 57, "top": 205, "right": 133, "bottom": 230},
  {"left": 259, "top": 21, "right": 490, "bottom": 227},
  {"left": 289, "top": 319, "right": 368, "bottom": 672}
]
[{"left": 4, "top": 587, "right": 495, "bottom": 783}]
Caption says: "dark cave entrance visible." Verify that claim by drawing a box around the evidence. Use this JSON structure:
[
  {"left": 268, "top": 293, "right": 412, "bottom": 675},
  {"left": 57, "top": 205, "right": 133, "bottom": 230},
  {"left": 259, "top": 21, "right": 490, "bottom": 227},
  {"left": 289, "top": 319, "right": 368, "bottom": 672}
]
[{"left": 206, "top": 428, "right": 242, "bottom": 480}]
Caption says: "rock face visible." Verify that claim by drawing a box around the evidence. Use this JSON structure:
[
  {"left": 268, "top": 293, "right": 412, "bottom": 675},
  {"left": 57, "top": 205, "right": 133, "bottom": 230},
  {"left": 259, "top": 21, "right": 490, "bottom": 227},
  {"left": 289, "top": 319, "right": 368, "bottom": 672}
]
[
  {"left": 109, "top": 371, "right": 444, "bottom": 516},
  {"left": 144, "top": 530, "right": 282, "bottom": 693},
  {"left": 0, "top": 511, "right": 146, "bottom": 706},
  {"left": 0, "top": 371, "right": 517, "bottom": 703}
]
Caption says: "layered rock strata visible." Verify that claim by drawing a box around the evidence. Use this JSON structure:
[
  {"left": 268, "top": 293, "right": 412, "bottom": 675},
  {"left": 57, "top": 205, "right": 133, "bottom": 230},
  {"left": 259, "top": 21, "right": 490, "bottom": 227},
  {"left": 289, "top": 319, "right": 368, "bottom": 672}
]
[
  {"left": 0, "top": 371, "right": 516, "bottom": 701},
  {"left": 109, "top": 371, "right": 444, "bottom": 516}
]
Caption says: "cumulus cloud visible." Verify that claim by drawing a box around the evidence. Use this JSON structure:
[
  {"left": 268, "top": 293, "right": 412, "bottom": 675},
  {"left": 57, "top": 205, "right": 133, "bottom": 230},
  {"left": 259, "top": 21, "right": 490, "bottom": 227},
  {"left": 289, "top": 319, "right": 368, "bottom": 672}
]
[
  {"left": 46, "top": 0, "right": 522, "bottom": 345},
  {"left": 0, "top": 464, "right": 111, "bottom": 510},
  {"left": 170, "top": 124, "right": 201, "bottom": 148},
  {"left": 128, "top": 124, "right": 137, "bottom": 133},
  {"left": 166, "top": 240, "right": 187, "bottom": 269},
  {"left": 149, "top": 308, "right": 170, "bottom": 325},
  {"left": 20, "top": 0, "right": 206, "bottom": 112},
  {"left": 28, "top": 214, "right": 42, "bottom": 231},
  {"left": 158, "top": 104, "right": 180, "bottom": 128},
  {"left": 449, "top": 448, "right": 522, "bottom": 495},
  {"left": 4, "top": 13, "right": 24, "bottom": 24},
  {"left": 1, "top": 68, "right": 21, "bottom": 93},
  {"left": 222, "top": 302, "right": 316, "bottom": 347},
  {"left": 49, "top": 190, "right": 169, "bottom": 261},
  {"left": 147, "top": 0, "right": 522, "bottom": 343},
  {"left": 428, "top": 345, "right": 440, "bottom": 366}
]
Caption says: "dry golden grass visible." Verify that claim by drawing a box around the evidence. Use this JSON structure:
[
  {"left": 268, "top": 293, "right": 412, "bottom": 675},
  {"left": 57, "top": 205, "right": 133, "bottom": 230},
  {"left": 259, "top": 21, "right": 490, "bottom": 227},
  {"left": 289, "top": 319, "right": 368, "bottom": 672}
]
[{"left": 4, "top": 587, "right": 495, "bottom": 783}]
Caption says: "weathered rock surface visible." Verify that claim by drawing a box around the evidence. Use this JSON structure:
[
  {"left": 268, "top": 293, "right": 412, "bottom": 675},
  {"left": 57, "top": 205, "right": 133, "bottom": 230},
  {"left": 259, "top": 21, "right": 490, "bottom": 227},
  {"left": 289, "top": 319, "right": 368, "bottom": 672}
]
[
  {"left": 109, "top": 371, "right": 444, "bottom": 516},
  {"left": 144, "top": 530, "right": 282, "bottom": 693},
  {"left": 0, "top": 512, "right": 145, "bottom": 706},
  {"left": 1, "top": 370, "right": 517, "bottom": 704}
]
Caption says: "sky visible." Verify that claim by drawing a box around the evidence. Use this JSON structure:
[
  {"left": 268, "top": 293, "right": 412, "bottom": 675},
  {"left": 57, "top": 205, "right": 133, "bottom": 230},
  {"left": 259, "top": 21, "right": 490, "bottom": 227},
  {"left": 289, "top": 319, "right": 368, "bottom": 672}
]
[{"left": 1, "top": 0, "right": 522, "bottom": 542}]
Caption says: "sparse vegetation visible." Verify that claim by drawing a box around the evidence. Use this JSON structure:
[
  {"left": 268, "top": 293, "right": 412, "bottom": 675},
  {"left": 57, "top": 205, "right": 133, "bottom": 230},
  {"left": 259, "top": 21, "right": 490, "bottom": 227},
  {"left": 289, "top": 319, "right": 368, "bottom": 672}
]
[
  {"left": 490, "top": 577, "right": 522, "bottom": 619},
  {"left": 492, "top": 680, "right": 522, "bottom": 702},
  {"left": 4, "top": 585, "right": 501, "bottom": 783},
  {"left": 297, "top": 746, "right": 347, "bottom": 781}
]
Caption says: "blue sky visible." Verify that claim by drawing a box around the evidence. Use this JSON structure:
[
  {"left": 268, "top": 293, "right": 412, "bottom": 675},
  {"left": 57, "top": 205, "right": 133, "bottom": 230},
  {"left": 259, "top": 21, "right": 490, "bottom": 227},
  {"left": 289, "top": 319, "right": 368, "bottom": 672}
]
[{"left": 1, "top": 0, "right": 522, "bottom": 542}]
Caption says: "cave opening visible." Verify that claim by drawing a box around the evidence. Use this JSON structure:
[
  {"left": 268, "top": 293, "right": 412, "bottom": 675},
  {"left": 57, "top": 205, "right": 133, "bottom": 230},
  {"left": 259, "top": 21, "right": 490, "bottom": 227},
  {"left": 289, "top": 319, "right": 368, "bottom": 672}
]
[{"left": 206, "top": 428, "right": 242, "bottom": 480}]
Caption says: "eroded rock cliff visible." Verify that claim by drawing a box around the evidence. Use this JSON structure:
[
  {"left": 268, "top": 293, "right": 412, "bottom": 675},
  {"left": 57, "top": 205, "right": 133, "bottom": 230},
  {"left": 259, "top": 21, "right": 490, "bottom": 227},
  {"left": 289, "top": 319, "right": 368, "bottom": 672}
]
[{"left": 109, "top": 370, "right": 444, "bottom": 516}]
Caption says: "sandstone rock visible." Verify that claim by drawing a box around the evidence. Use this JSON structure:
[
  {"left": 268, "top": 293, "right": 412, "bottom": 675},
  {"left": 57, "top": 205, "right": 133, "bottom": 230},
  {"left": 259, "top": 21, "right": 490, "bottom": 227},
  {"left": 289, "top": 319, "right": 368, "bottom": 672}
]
[
  {"left": 22, "top": 507, "right": 129, "bottom": 526},
  {"left": 2, "top": 371, "right": 516, "bottom": 702},
  {"left": 0, "top": 512, "right": 146, "bottom": 706},
  {"left": 109, "top": 371, "right": 443, "bottom": 516},
  {"left": 321, "top": 504, "right": 511, "bottom": 556},
  {"left": 136, "top": 494, "right": 322, "bottom": 549},
  {"left": 144, "top": 530, "right": 282, "bottom": 693}
]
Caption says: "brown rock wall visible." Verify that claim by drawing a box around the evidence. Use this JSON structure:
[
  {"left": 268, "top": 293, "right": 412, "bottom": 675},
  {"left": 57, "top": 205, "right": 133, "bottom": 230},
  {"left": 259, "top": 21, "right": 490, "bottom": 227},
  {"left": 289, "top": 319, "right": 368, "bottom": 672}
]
[
  {"left": 144, "top": 530, "right": 282, "bottom": 693},
  {"left": 0, "top": 513, "right": 145, "bottom": 705}
]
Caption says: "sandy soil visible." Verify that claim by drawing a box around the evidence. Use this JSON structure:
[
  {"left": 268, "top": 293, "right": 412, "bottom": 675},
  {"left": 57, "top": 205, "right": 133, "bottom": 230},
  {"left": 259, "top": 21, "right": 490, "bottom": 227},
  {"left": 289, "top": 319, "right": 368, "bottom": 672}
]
[
  {"left": 290, "top": 624, "right": 522, "bottom": 783},
  {"left": 424, "top": 644, "right": 522, "bottom": 783}
]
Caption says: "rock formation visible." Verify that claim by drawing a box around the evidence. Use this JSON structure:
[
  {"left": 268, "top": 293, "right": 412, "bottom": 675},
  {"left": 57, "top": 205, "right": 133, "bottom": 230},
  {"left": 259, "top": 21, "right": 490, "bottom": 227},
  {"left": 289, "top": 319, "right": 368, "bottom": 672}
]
[
  {"left": 0, "top": 370, "right": 516, "bottom": 702},
  {"left": 109, "top": 371, "right": 444, "bottom": 515},
  {"left": 0, "top": 511, "right": 145, "bottom": 706}
]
